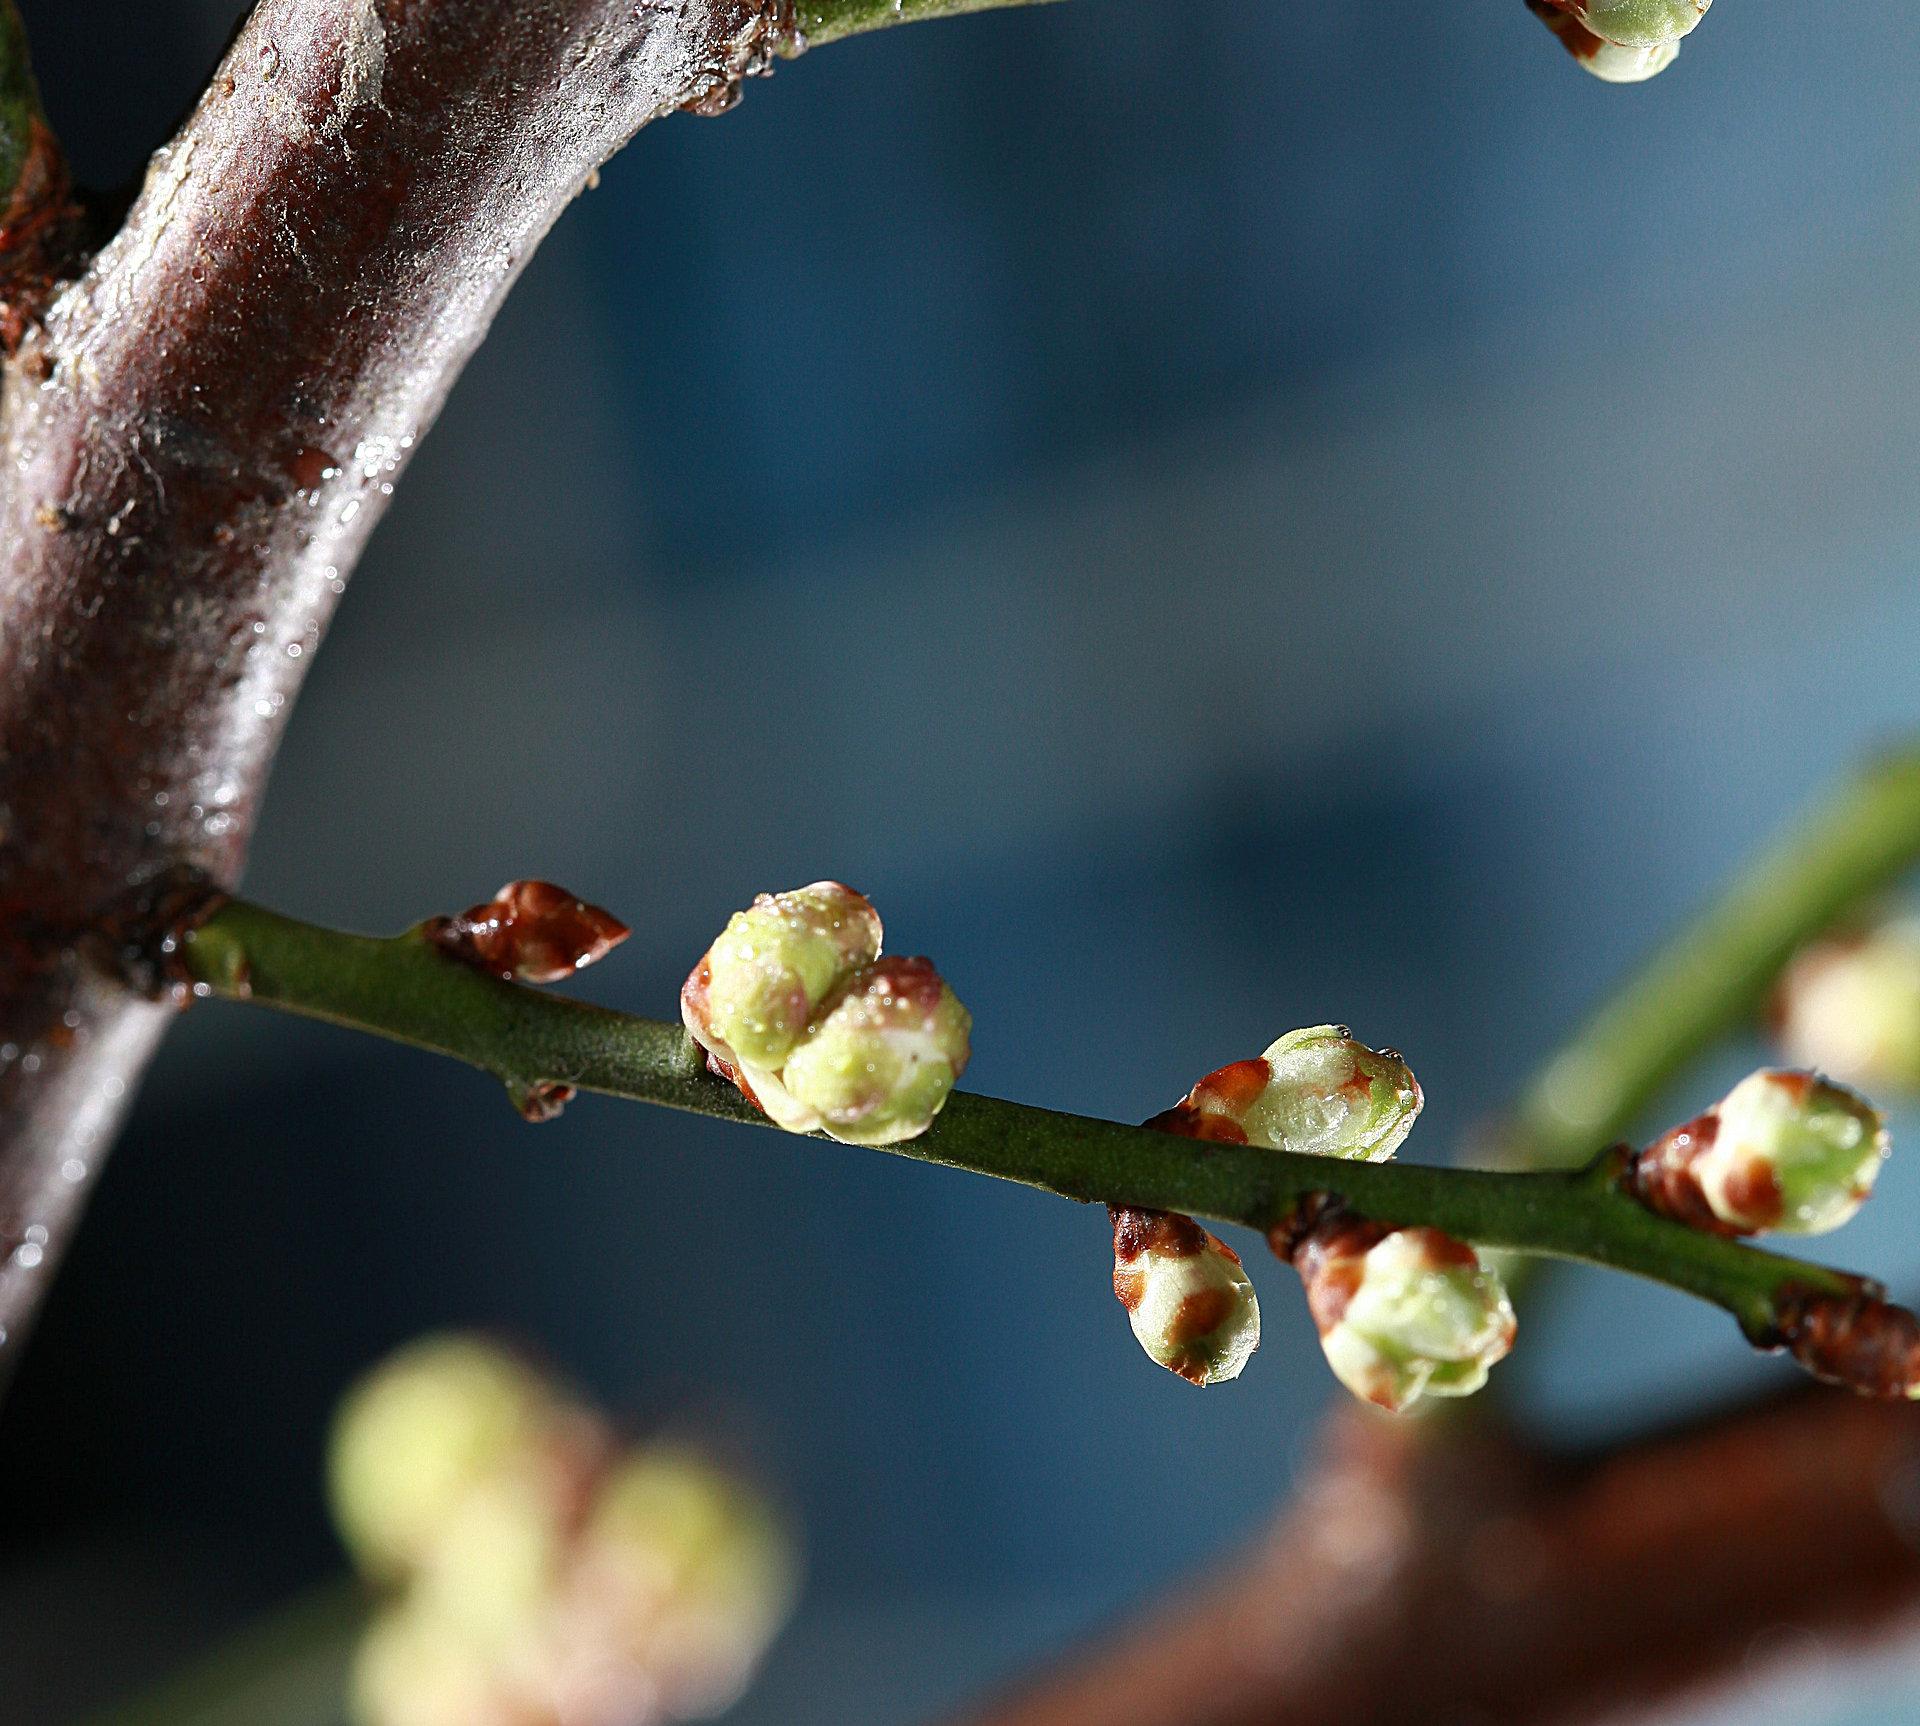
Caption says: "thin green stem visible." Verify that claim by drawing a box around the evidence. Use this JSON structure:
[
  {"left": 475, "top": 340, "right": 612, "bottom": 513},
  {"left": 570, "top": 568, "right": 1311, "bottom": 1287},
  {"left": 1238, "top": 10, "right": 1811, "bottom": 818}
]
[
  {"left": 0, "top": 1, "right": 47, "bottom": 206},
  {"left": 789, "top": 0, "right": 1064, "bottom": 52},
  {"left": 77, "top": 1581, "right": 366, "bottom": 1726},
  {"left": 1508, "top": 749, "right": 1920, "bottom": 1169},
  {"left": 183, "top": 901, "right": 1864, "bottom": 1344}
]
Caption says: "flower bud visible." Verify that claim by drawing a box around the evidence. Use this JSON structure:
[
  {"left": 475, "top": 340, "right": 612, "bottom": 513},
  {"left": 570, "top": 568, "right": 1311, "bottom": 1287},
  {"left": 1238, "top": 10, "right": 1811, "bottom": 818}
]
[
  {"left": 1633, "top": 1068, "right": 1889, "bottom": 1236},
  {"left": 328, "top": 1336, "right": 556, "bottom": 1582},
  {"left": 350, "top": 1606, "right": 511, "bottom": 1726},
  {"left": 1773, "top": 920, "right": 1920, "bottom": 1094},
  {"left": 773, "top": 956, "right": 972, "bottom": 1145},
  {"left": 1526, "top": 0, "right": 1680, "bottom": 81},
  {"left": 1564, "top": 0, "right": 1708, "bottom": 46},
  {"left": 430, "top": 880, "right": 630, "bottom": 984},
  {"left": 1777, "top": 1286, "right": 1920, "bottom": 1401},
  {"left": 1289, "top": 1216, "right": 1515, "bottom": 1413},
  {"left": 682, "top": 882, "right": 881, "bottom": 1076},
  {"left": 1110, "top": 1207, "right": 1260, "bottom": 1385},
  {"left": 1146, "top": 1025, "right": 1421, "bottom": 1162},
  {"left": 410, "top": 1428, "right": 601, "bottom": 1652},
  {"left": 566, "top": 1447, "right": 798, "bottom": 1716}
]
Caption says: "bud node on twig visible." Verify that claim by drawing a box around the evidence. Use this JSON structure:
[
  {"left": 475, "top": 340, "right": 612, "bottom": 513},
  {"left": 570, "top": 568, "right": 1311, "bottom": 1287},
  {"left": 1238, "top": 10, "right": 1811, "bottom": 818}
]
[
  {"left": 1279, "top": 1205, "right": 1516, "bottom": 1414},
  {"left": 427, "top": 880, "right": 630, "bottom": 984},
  {"left": 1774, "top": 1285, "right": 1920, "bottom": 1401},
  {"left": 1624, "top": 1069, "right": 1887, "bottom": 1237}
]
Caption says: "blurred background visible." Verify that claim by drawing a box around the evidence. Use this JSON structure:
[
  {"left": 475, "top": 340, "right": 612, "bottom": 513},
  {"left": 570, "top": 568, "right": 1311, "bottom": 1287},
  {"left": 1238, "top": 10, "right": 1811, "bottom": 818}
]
[{"left": 5, "top": 0, "right": 1920, "bottom": 1719}]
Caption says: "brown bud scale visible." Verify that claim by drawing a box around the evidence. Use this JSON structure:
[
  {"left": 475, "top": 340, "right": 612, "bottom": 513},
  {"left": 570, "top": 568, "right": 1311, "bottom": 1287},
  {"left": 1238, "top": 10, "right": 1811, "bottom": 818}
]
[
  {"left": 1776, "top": 1286, "right": 1920, "bottom": 1400},
  {"left": 1628, "top": 1115, "right": 1753, "bottom": 1236},
  {"left": 429, "top": 880, "right": 629, "bottom": 984},
  {"left": 1110, "top": 1205, "right": 1213, "bottom": 1263},
  {"left": 1283, "top": 1209, "right": 1394, "bottom": 1337}
]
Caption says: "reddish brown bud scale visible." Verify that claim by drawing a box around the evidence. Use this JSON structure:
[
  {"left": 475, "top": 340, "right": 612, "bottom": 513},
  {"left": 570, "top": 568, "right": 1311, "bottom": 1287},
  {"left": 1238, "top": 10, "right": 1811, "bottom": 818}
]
[
  {"left": 1139, "top": 1102, "right": 1249, "bottom": 1144},
  {"left": 1776, "top": 1287, "right": 1920, "bottom": 1400},
  {"left": 1288, "top": 1212, "right": 1393, "bottom": 1334},
  {"left": 1111, "top": 1205, "right": 1213, "bottom": 1263},
  {"left": 513, "top": 1081, "right": 577, "bottom": 1124},
  {"left": 1629, "top": 1114, "right": 1747, "bottom": 1236},
  {"left": 1526, "top": 0, "right": 1612, "bottom": 59},
  {"left": 430, "top": 880, "right": 630, "bottom": 984}
]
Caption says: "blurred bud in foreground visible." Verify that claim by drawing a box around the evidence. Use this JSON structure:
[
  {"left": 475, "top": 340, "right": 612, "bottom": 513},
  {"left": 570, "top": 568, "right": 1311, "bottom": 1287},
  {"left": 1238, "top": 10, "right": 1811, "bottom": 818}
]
[
  {"left": 1109, "top": 1207, "right": 1260, "bottom": 1386},
  {"left": 1525, "top": 0, "right": 1680, "bottom": 81},
  {"left": 1773, "top": 919, "right": 1920, "bottom": 1094},
  {"left": 351, "top": 1606, "right": 515, "bottom": 1726},
  {"left": 430, "top": 881, "right": 630, "bottom": 984},
  {"left": 561, "top": 1449, "right": 799, "bottom": 1719},
  {"left": 683, "top": 884, "right": 969, "bottom": 1145},
  {"left": 1146, "top": 1025, "right": 1421, "bottom": 1162},
  {"left": 1285, "top": 1215, "right": 1516, "bottom": 1414},
  {"left": 335, "top": 1335, "right": 796, "bottom": 1726},
  {"left": 330, "top": 1336, "right": 557, "bottom": 1582},
  {"left": 1631, "top": 1068, "right": 1889, "bottom": 1236}
]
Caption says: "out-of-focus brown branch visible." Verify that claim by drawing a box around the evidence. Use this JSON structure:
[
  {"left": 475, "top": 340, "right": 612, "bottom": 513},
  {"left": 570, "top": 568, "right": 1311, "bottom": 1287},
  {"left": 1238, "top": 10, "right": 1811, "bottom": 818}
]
[
  {"left": 0, "top": 0, "right": 788, "bottom": 1364},
  {"left": 958, "top": 1384, "right": 1920, "bottom": 1726}
]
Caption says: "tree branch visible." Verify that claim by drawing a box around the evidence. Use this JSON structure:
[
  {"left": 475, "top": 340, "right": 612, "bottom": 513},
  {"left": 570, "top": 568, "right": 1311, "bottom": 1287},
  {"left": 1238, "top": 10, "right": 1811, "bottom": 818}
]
[
  {"left": 179, "top": 897, "right": 1890, "bottom": 1379},
  {"left": 0, "top": 0, "right": 1067, "bottom": 1370},
  {"left": 955, "top": 1383, "right": 1920, "bottom": 1726}
]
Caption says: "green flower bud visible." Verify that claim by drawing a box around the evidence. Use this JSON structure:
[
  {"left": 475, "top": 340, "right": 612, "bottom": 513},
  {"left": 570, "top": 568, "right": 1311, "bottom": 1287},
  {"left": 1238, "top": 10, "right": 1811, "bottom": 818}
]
[
  {"left": 1567, "top": 0, "right": 1708, "bottom": 47},
  {"left": 1775, "top": 921, "right": 1920, "bottom": 1095},
  {"left": 1292, "top": 1219, "right": 1515, "bottom": 1414},
  {"left": 1147, "top": 1026, "right": 1421, "bottom": 1162},
  {"left": 1687, "top": 1069, "right": 1887, "bottom": 1235},
  {"left": 329, "top": 1336, "right": 555, "bottom": 1582},
  {"left": 773, "top": 957, "right": 972, "bottom": 1145},
  {"left": 1110, "top": 1207, "right": 1260, "bottom": 1386},
  {"left": 683, "top": 882, "right": 881, "bottom": 1073},
  {"left": 1527, "top": 0, "right": 1681, "bottom": 81}
]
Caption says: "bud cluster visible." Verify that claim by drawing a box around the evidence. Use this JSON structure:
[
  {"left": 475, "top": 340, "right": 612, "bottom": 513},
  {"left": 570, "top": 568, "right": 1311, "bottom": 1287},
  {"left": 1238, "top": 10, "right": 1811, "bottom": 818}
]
[
  {"left": 682, "top": 882, "right": 970, "bottom": 1146},
  {"left": 1113, "top": 1027, "right": 1433, "bottom": 1397},
  {"left": 1284, "top": 1212, "right": 1517, "bottom": 1414},
  {"left": 1109, "top": 1207, "right": 1261, "bottom": 1386},
  {"left": 1630, "top": 1068, "right": 1889, "bottom": 1237},
  {"left": 1773, "top": 918, "right": 1920, "bottom": 1095},
  {"left": 1524, "top": 0, "right": 1703, "bottom": 82},
  {"left": 330, "top": 1336, "right": 795, "bottom": 1726}
]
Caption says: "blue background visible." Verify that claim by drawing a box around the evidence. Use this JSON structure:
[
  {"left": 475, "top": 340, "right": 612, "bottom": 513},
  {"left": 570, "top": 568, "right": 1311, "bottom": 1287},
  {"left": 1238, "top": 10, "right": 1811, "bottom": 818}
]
[{"left": 5, "top": 1, "right": 1920, "bottom": 1721}]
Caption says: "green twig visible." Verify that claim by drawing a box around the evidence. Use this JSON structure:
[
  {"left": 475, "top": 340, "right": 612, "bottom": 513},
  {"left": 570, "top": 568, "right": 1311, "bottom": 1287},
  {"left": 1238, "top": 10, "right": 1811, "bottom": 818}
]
[
  {"left": 1506, "top": 749, "right": 1920, "bottom": 1169},
  {"left": 790, "top": 0, "right": 1064, "bottom": 52},
  {"left": 183, "top": 901, "right": 1865, "bottom": 1345},
  {"left": 77, "top": 1582, "right": 366, "bottom": 1726},
  {"left": 106, "top": 747, "right": 1920, "bottom": 1726},
  {"left": 0, "top": 2, "right": 43, "bottom": 206}
]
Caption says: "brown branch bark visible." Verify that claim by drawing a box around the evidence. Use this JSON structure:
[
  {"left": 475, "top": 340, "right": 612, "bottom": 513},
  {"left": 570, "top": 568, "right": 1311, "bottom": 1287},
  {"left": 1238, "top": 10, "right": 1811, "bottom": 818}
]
[
  {"left": 955, "top": 1385, "right": 1920, "bottom": 1726},
  {"left": 0, "top": 0, "right": 787, "bottom": 1364}
]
